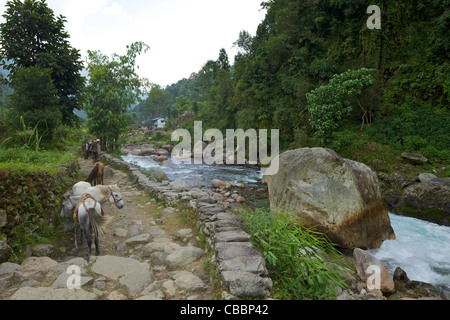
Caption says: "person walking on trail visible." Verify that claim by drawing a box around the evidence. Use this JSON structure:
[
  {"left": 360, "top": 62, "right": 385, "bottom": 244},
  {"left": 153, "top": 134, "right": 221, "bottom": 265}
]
[
  {"left": 90, "top": 139, "right": 100, "bottom": 165},
  {"left": 82, "top": 139, "right": 89, "bottom": 160}
]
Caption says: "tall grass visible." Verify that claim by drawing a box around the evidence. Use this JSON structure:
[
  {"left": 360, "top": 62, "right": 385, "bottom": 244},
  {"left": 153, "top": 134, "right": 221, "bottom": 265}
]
[{"left": 241, "top": 208, "right": 352, "bottom": 300}]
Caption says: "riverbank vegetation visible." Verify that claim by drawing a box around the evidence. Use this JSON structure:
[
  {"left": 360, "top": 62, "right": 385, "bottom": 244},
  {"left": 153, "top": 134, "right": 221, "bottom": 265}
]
[{"left": 240, "top": 208, "right": 351, "bottom": 300}]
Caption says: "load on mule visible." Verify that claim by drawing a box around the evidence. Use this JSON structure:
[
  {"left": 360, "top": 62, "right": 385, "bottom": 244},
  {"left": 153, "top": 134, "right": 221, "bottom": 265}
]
[
  {"left": 73, "top": 194, "right": 118, "bottom": 260},
  {"left": 60, "top": 182, "right": 124, "bottom": 260}
]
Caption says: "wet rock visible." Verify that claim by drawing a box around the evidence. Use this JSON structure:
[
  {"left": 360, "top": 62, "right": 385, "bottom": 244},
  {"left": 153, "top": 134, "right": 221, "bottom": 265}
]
[
  {"left": 221, "top": 271, "right": 272, "bottom": 299},
  {"left": 393, "top": 267, "right": 409, "bottom": 281},
  {"left": 153, "top": 168, "right": 170, "bottom": 182},
  {"left": 169, "top": 180, "right": 188, "bottom": 192},
  {"left": 212, "top": 179, "right": 231, "bottom": 189},
  {"left": 154, "top": 155, "right": 168, "bottom": 162},
  {"left": 353, "top": 248, "right": 396, "bottom": 296},
  {"left": 394, "top": 178, "right": 450, "bottom": 225}
]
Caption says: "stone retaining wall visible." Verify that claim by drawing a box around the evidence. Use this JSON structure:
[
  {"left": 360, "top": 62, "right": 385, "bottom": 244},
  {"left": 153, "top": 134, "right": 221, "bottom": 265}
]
[{"left": 101, "top": 153, "right": 273, "bottom": 299}]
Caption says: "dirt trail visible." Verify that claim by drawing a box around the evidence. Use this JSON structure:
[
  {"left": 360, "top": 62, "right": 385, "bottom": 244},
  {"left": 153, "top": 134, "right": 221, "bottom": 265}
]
[
  {"left": 72, "top": 157, "right": 214, "bottom": 300},
  {"left": 1, "top": 157, "right": 214, "bottom": 300}
]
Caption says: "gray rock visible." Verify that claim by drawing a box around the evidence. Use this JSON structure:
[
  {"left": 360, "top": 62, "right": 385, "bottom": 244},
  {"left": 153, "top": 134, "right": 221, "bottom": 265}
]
[
  {"left": 51, "top": 272, "right": 93, "bottom": 289},
  {"left": 186, "top": 180, "right": 204, "bottom": 190},
  {"left": 13, "top": 257, "right": 59, "bottom": 281},
  {"left": 142, "top": 241, "right": 181, "bottom": 258},
  {"left": 165, "top": 246, "right": 205, "bottom": 270},
  {"left": 190, "top": 190, "right": 209, "bottom": 199},
  {"left": 114, "top": 228, "right": 128, "bottom": 238},
  {"left": 126, "top": 225, "right": 140, "bottom": 238},
  {"left": 353, "top": 248, "right": 395, "bottom": 296},
  {"left": 264, "top": 148, "right": 395, "bottom": 250},
  {"left": 221, "top": 271, "right": 272, "bottom": 299},
  {"left": 10, "top": 287, "right": 96, "bottom": 300},
  {"left": 107, "top": 290, "right": 128, "bottom": 300},
  {"left": 125, "top": 233, "right": 151, "bottom": 245},
  {"left": 91, "top": 255, "right": 145, "bottom": 279},
  {"left": 151, "top": 252, "right": 168, "bottom": 265},
  {"left": 401, "top": 153, "right": 428, "bottom": 165},
  {"left": 20, "top": 279, "right": 41, "bottom": 288},
  {"left": 0, "top": 241, "right": 12, "bottom": 263},
  {"left": 32, "top": 244, "right": 54, "bottom": 257},
  {"left": 176, "top": 229, "right": 193, "bottom": 241},
  {"left": 119, "top": 262, "right": 154, "bottom": 296},
  {"left": 198, "top": 196, "right": 218, "bottom": 204},
  {"left": 0, "top": 262, "right": 19, "bottom": 275},
  {"left": 147, "top": 227, "right": 166, "bottom": 237},
  {"left": 169, "top": 180, "right": 188, "bottom": 192},
  {"left": 394, "top": 178, "right": 450, "bottom": 225},
  {"left": 153, "top": 168, "right": 170, "bottom": 182},
  {"left": 219, "top": 255, "right": 267, "bottom": 276},
  {"left": 215, "top": 242, "right": 267, "bottom": 276},
  {"left": 215, "top": 230, "right": 250, "bottom": 243},
  {"left": 173, "top": 271, "right": 208, "bottom": 292},
  {"left": 418, "top": 173, "right": 437, "bottom": 182}
]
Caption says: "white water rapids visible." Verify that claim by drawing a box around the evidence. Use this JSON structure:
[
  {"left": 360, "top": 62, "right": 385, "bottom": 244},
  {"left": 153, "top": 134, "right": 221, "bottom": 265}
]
[{"left": 370, "top": 213, "right": 450, "bottom": 290}]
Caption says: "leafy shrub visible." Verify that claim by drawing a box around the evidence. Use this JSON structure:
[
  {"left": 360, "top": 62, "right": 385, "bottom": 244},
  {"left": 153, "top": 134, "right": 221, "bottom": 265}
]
[
  {"left": 241, "top": 208, "right": 351, "bottom": 300},
  {"left": 369, "top": 104, "right": 450, "bottom": 160}
]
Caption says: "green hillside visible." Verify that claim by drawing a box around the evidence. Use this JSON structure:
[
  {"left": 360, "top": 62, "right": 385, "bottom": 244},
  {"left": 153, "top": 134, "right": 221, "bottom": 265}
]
[{"left": 135, "top": 0, "right": 449, "bottom": 165}]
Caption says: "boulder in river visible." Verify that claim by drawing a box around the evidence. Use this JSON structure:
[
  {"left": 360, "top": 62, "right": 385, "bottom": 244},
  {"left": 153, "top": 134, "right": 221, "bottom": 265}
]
[
  {"left": 393, "top": 178, "right": 450, "bottom": 226},
  {"left": 263, "top": 148, "right": 395, "bottom": 250}
]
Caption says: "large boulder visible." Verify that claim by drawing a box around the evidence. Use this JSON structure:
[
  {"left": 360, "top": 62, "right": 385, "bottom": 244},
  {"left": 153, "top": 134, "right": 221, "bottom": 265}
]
[
  {"left": 264, "top": 148, "right": 395, "bottom": 250},
  {"left": 393, "top": 178, "right": 450, "bottom": 226}
]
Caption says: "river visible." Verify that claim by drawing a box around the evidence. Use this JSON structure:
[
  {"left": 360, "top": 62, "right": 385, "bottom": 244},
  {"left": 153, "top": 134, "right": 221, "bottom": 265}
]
[{"left": 123, "top": 153, "right": 450, "bottom": 290}]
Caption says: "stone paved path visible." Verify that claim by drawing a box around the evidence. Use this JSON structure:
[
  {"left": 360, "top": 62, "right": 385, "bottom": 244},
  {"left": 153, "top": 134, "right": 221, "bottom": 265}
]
[{"left": 0, "top": 158, "right": 214, "bottom": 300}]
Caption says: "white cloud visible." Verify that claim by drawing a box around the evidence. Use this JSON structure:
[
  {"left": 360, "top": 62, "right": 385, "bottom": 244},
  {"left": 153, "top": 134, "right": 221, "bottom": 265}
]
[
  {"left": 102, "top": 2, "right": 125, "bottom": 17},
  {"left": 1, "top": 0, "right": 267, "bottom": 86}
]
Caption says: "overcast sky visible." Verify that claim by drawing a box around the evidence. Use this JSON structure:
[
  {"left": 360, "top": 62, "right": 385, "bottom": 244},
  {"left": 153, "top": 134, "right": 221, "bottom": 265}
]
[{"left": 0, "top": 0, "right": 267, "bottom": 87}]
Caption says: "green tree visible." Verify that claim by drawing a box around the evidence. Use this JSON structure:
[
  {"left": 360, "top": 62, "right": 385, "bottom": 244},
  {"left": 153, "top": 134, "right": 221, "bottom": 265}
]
[
  {"left": 217, "top": 48, "right": 230, "bottom": 71},
  {"left": 8, "top": 66, "right": 61, "bottom": 139},
  {"left": 306, "top": 68, "right": 377, "bottom": 142},
  {"left": 136, "top": 85, "right": 173, "bottom": 123},
  {"left": 0, "top": 0, "right": 85, "bottom": 124},
  {"left": 85, "top": 42, "right": 150, "bottom": 151}
]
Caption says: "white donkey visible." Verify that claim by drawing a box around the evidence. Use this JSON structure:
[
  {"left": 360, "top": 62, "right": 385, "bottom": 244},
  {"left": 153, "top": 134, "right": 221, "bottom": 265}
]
[
  {"left": 60, "top": 182, "right": 124, "bottom": 219},
  {"left": 74, "top": 195, "right": 118, "bottom": 260}
]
